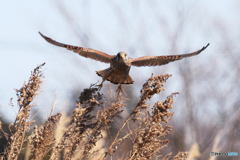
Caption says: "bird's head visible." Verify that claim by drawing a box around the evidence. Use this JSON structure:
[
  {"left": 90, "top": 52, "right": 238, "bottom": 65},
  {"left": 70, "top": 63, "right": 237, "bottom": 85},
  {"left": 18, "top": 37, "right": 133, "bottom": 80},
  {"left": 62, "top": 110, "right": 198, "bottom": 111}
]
[{"left": 117, "top": 52, "right": 128, "bottom": 62}]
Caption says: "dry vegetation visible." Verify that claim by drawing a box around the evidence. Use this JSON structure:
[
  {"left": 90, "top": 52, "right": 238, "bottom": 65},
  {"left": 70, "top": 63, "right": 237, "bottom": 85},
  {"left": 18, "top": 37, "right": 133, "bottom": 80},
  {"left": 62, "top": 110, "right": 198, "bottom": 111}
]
[{"left": 0, "top": 63, "right": 192, "bottom": 160}]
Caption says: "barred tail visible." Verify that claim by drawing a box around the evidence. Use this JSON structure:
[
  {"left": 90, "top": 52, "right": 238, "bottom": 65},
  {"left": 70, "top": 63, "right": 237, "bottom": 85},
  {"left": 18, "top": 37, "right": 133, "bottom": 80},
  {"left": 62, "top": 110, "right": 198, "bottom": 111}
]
[
  {"left": 96, "top": 69, "right": 134, "bottom": 85},
  {"left": 108, "top": 74, "right": 135, "bottom": 84}
]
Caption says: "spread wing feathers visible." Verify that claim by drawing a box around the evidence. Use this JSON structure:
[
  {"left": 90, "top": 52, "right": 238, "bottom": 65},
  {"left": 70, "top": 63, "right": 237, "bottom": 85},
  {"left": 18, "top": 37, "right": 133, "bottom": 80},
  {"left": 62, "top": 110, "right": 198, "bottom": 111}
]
[
  {"left": 131, "top": 43, "right": 210, "bottom": 67},
  {"left": 39, "top": 32, "right": 113, "bottom": 63}
]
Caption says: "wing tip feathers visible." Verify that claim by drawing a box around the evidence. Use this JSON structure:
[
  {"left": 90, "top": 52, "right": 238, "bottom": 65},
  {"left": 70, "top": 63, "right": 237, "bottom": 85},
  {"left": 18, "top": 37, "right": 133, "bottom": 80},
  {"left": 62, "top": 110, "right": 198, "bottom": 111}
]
[{"left": 202, "top": 43, "right": 210, "bottom": 51}]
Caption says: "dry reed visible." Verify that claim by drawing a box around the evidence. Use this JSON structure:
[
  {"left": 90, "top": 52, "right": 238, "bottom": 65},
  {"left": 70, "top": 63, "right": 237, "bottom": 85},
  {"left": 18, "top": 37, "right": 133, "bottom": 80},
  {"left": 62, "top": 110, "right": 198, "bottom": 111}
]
[{"left": 0, "top": 64, "right": 188, "bottom": 160}]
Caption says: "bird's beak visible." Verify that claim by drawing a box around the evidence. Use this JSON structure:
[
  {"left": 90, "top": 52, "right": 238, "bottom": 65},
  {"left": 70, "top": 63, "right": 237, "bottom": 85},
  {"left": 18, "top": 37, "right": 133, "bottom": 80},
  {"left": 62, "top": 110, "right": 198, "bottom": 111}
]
[{"left": 120, "top": 54, "right": 125, "bottom": 59}]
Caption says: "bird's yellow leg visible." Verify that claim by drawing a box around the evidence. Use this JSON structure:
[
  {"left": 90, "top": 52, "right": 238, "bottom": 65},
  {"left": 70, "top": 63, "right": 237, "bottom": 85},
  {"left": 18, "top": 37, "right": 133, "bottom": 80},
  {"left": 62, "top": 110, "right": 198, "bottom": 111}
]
[
  {"left": 116, "top": 84, "right": 122, "bottom": 93},
  {"left": 116, "top": 84, "right": 122, "bottom": 96},
  {"left": 116, "top": 84, "right": 127, "bottom": 96},
  {"left": 97, "top": 81, "right": 104, "bottom": 90}
]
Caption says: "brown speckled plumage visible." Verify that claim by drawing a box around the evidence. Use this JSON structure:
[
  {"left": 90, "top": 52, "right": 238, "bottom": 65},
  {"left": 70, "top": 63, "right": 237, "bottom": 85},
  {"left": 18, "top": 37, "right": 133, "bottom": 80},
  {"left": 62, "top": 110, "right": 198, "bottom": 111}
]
[{"left": 39, "top": 32, "right": 209, "bottom": 93}]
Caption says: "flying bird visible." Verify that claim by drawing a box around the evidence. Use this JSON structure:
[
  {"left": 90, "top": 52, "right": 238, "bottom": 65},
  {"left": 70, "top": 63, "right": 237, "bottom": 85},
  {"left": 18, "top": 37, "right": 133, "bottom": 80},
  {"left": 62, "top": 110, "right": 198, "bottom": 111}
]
[{"left": 39, "top": 32, "right": 209, "bottom": 94}]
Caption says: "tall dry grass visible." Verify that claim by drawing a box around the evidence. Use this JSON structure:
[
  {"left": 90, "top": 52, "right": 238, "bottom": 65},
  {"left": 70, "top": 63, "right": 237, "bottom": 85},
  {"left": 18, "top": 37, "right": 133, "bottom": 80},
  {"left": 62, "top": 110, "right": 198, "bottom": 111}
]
[{"left": 0, "top": 63, "right": 188, "bottom": 160}]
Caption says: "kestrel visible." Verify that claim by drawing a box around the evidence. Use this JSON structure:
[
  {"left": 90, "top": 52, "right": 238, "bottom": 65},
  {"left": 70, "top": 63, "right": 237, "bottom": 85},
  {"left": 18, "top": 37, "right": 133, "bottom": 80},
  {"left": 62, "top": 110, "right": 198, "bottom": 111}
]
[{"left": 39, "top": 32, "right": 209, "bottom": 94}]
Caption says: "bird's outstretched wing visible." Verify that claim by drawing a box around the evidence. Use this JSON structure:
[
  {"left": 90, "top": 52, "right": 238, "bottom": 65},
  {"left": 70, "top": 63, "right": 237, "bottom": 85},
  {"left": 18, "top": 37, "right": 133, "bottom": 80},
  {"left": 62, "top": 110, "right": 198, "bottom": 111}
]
[
  {"left": 39, "top": 32, "right": 114, "bottom": 63},
  {"left": 131, "top": 43, "right": 209, "bottom": 67}
]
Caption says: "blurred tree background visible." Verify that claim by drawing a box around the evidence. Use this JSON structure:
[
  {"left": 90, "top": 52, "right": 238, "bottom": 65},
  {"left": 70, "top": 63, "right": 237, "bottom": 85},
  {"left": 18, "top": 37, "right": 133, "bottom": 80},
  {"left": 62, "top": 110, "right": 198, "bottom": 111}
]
[{"left": 0, "top": 1, "right": 239, "bottom": 159}]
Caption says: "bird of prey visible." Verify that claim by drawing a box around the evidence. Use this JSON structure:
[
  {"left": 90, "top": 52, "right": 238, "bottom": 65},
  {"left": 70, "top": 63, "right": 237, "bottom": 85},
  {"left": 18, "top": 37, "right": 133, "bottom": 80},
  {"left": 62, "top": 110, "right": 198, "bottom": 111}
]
[{"left": 39, "top": 32, "right": 209, "bottom": 94}]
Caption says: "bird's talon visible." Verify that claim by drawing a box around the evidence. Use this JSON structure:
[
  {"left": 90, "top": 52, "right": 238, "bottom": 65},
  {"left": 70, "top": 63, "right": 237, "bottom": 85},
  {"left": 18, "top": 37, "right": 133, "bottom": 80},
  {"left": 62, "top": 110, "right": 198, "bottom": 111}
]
[
  {"left": 116, "top": 84, "right": 127, "bottom": 96},
  {"left": 97, "top": 83, "right": 103, "bottom": 90},
  {"left": 116, "top": 85, "right": 122, "bottom": 95}
]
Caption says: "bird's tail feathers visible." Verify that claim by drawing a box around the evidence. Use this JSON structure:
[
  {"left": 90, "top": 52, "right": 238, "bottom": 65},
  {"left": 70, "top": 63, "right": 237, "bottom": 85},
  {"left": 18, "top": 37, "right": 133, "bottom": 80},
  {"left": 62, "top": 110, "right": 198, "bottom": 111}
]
[
  {"left": 96, "top": 69, "right": 134, "bottom": 85},
  {"left": 107, "top": 74, "right": 134, "bottom": 84},
  {"left": 123, "top": 75, "right": 134, "bottom": 84}
]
